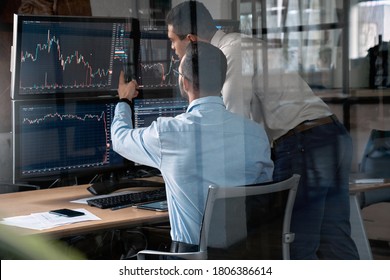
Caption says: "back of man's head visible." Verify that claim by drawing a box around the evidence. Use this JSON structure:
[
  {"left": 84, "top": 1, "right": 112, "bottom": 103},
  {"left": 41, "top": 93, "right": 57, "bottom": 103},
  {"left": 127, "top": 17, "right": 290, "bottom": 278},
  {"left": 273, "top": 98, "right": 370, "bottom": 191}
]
[
  {"left": 166, "top": 1, "right": 217, "bottom": 40},
  {"left": 181, "top": 41, "right": 227, "bottom": 96}
]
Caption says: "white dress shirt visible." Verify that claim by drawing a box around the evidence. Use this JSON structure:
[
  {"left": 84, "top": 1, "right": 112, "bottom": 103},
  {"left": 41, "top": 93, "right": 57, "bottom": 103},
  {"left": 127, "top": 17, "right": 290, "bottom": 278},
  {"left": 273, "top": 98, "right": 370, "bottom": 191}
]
[
  {"left": 211, "top": 30, "right": 332, "bottom": 141},
  {"left": 211, "top": 30, "right": 253, "bottom": 119}
]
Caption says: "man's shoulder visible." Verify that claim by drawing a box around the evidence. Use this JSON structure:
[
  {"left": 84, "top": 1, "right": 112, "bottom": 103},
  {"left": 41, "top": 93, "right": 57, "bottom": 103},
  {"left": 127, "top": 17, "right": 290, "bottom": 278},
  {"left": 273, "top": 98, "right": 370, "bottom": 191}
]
[
  {"left": 219, "top": 32, "right": 242, "bottom": 44},
  {"left": 155, "top": 113, "right": 191, "bottom": 131},
  {"left": 212, "top": 30, "right": 241, "bottom": 46}
]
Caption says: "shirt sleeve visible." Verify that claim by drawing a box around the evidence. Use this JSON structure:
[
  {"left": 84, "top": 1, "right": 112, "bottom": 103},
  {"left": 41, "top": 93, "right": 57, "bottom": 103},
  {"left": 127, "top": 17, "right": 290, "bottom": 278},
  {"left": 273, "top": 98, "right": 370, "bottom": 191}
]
[
  {"left": 219, "top": 38, "right": 253, "bottom": 119},
  {"left": 110, "top": 102, "right": 162, "bottom": 169}
]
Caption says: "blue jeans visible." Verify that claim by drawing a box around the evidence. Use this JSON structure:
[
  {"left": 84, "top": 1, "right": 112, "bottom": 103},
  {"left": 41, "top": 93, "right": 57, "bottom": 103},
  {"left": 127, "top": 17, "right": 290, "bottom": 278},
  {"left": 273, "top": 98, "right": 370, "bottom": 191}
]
[{"left": 272, "top": 120, "right": 359, "bottom": 259}]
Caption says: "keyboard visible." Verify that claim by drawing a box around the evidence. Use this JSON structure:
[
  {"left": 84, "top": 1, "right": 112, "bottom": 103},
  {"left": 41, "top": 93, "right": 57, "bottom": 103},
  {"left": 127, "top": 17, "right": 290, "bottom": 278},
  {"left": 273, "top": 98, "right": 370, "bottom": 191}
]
[{"left": 87, "top": 188, "right": 166, "bottom": 209}]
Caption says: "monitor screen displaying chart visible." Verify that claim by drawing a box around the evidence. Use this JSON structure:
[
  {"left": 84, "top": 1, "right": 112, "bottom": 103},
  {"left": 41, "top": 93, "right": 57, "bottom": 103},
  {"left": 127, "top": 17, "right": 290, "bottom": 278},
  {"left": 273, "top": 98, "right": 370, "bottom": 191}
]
[
  {"left": 11, "top": 14, "right": 134, "bottom": 99},
  {"left": 136, "top": 23, "right": 179, "bottom": 90},
  {"left": 12, "top": 97, "right": 127, "bottom": 182}
]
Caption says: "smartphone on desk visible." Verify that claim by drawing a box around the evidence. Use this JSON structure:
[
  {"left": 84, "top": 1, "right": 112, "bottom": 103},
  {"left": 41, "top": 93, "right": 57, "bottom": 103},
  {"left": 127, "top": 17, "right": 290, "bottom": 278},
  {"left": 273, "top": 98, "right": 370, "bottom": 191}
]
[
  {"left": 49, "top": 208, "right": 85, "bottom": 217},
  {"left": 135, "top": 200, "right": 168, "bottom": 212}
]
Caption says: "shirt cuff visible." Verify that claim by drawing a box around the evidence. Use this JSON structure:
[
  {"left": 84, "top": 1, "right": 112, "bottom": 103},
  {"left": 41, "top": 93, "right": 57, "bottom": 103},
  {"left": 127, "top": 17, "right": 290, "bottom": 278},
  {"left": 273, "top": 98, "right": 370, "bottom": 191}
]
[{"left": 118, "top": 98, "right": 132, "bottom": 106}]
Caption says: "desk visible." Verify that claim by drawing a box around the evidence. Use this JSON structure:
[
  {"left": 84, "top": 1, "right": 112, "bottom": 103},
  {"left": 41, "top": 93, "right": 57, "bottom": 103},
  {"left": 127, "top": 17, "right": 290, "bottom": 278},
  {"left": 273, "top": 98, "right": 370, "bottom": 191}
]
[
  {"left": 349, "top": 180, "right": 390, "bottom": 194},
  {"left": 2, "top": 178, "right": 387, "bottom": 259},
  {"left": 349, "top": 179, "right": 390, "bottom": 260},
  {"left": 0, "top": 183, "right": 169, "bottom": 238}
]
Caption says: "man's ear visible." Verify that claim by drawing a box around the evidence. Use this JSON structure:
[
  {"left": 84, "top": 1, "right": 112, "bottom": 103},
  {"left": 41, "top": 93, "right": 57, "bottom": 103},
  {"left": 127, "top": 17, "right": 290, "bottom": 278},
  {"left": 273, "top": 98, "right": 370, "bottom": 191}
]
[
  {"left": 182, "top": 76, "right": 191, "bottom": 92},
  {"left": 187, "top": 34, "right": 198, "bottom": 42}
]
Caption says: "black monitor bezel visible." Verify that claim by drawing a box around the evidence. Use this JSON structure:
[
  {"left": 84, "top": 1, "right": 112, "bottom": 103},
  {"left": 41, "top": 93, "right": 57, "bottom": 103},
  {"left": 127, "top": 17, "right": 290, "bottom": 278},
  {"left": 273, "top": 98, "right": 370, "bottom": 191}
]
[
  {"left": 11, "top": 14, "right": 136, "bottom": 100},
  {"left": 12, "top": 96, "right": 130, "bottom": 184}
]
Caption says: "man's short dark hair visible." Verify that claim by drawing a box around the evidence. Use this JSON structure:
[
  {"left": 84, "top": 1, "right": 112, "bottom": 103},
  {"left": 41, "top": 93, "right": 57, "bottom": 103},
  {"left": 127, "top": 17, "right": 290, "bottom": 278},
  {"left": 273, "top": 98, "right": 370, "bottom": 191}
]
[
  {"left": 166, "top": 1, "right": 217, "bottom": 40},
  {"left": 181, "top": 41, "right": 227, "bottom": 95}
]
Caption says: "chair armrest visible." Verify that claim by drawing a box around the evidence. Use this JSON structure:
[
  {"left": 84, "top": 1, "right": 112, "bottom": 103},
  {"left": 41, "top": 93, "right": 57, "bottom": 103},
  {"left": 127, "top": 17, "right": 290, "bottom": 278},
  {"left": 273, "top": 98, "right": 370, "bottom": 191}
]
[{"left": 137, "top": 249, "right": 206, "bottom": 260}]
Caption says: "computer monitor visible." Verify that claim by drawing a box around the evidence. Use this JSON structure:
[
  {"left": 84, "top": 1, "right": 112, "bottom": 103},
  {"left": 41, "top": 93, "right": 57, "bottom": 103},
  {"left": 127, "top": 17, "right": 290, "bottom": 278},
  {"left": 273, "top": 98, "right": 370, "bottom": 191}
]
[
  {"left": 10, "top": 14, "right": 134, "bottom": 99},
  {"left": 12, "top": 97, "right": 128, "bottom": 184},
  {"left": 133, "top": 96, "right": 188, "bottom": 128},
  {"left": 133, "top": 20, "right": 238, "bottom": 90},
  {"left": 129, "top": 92, "right": 187, "bottom": 170},
  {"left": 136, "top": 21, "right": 179, "bottom": 90}
]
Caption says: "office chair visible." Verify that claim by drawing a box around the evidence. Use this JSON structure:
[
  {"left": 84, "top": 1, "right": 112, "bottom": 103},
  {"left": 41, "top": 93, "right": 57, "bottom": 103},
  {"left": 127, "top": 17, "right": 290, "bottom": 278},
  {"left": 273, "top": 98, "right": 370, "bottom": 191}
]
[
  {"left": 137, "top": 174, "right": 300, "bottom": 260},
  {"left": 359, "top": 129, "right": 390, "bottom": 208}
]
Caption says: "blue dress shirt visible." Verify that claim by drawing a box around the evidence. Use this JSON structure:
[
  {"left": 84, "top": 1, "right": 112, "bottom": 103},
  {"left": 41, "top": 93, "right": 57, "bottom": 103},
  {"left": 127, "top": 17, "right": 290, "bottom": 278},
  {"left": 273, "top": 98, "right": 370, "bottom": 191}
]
[{"left": 111, "top": 96, "right": 273, "bottom": 245}]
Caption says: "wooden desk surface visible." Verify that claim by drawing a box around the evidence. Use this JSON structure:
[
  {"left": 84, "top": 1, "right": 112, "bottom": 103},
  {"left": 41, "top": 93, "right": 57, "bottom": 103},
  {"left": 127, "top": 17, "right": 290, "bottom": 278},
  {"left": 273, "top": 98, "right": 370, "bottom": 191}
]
[
  {"left": 349, "top": 180, "right": 390, "bottom": 194},
  {"left": 348, "top": 176, "right": 390, "bottom": 243},
  {"left": 0, "top": 183, "right": 169, "bottom": 238}
]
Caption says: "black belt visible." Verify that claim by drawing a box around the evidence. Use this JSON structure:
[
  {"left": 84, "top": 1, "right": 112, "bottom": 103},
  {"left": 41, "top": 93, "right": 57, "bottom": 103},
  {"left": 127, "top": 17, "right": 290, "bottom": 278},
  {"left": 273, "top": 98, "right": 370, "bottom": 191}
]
[
  {"left": 275, "top": 115, "right": 338, "bottom": 145},
  {"left": 170, "top": 241, "right": 199, "bottom": 253}
]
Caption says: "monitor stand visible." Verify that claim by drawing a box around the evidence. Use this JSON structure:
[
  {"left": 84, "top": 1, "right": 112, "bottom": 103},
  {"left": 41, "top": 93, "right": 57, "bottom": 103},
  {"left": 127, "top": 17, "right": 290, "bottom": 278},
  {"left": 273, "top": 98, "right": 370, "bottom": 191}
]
[{"left": 87, "top": 172, "right": 165, "bottom": 195}]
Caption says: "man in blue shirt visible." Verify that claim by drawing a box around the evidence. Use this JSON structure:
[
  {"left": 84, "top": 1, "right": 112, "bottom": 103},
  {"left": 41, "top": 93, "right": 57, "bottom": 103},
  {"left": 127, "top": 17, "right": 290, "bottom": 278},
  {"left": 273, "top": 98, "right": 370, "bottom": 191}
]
[{"left": 111, "top": 42, "right": 273, "bottom": 251}]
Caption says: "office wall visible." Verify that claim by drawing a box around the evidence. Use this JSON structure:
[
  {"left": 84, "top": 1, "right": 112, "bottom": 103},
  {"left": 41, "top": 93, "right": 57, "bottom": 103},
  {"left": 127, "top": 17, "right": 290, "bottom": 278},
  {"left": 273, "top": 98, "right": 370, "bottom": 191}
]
[
  {"left": 90, "top": 0, "right": 171, "bottom": 19},
  {"left": 171, "top": 0, "right": 234, "bottom": 19},
  {"left": 90, "top": 0, "right": 138, "bottom": 17}
]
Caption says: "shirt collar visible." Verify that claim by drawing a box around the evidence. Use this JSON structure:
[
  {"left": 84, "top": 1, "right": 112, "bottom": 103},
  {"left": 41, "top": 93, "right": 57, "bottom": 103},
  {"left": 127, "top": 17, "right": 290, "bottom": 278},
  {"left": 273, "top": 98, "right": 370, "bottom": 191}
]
[
  {"left": 210, "top": 30, "right": 226, "bottom": 46},
  {"left": 186, "top": 96, "right": 225, "bottom": 112}
]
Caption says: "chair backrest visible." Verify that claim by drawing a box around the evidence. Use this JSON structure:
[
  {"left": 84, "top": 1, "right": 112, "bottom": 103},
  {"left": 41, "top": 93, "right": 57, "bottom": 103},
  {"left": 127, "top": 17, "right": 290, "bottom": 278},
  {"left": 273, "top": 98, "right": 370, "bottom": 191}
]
[
  {"left": 199, "top": 174, "right": 300, "bottom": 260},
  {"left": 360, "top": 129, "right": 390, "bottom": 177},
  {"left": 359, "top": 129, "right": 390, "bottom": 207}
]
